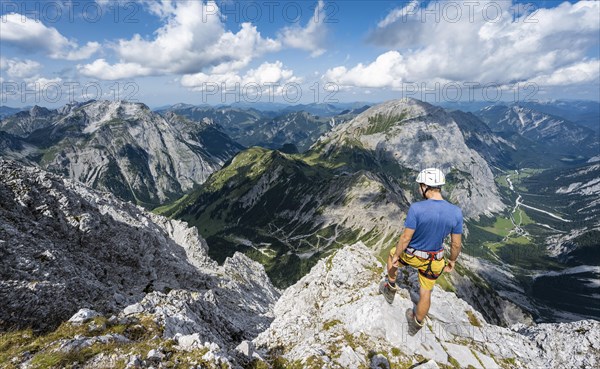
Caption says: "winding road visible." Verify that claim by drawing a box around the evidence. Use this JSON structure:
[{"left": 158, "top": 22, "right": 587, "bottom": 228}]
[{"left": 504, "top": 172, "right": 570, "bottom": 242}]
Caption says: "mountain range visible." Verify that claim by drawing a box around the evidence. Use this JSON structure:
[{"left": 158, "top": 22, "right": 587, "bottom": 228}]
[
  {"left": 1, "top": 97, "right": 599, "bottom": 367},
  {"left": 159, "top": 104, "right": 365, "bottom": 152},
  {"left": 0, "top": 101, "right": 243, "bottom": 208},
  {"left": 475, "top": 104, "right": 598, "bottom": 161}
]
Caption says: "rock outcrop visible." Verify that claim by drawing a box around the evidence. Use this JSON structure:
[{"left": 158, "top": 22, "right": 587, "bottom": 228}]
[
  {"left": 0, "top": 159, "right": 279, "bottom": 349},
  {"left": 254, "top": 242, "right": 599, "bottom": 369}
]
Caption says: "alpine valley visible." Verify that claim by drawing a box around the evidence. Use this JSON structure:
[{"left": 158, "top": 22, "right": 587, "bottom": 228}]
[{"left": 1, "top": 98, "right": 598, "bottom": 369}]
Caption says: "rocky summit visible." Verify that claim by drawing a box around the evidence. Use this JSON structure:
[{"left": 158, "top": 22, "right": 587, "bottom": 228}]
[
  {"left": 254, "top": 242, "right": 599, "bottom": 369},
  {"left": 1, "top": 160, "right": 598, "bottom": 368}
]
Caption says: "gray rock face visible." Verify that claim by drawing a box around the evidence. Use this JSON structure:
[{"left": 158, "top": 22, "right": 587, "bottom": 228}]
[
  {"left": 0, "top": 100, "right": 243, "bottom": 207},
  {"left": 316, "top": 98, "right": 505, "bottom": 219},
  {"left": 414, "top": 360, "right": 440, "bottom": 368},
  {"left": 449, "top": 110, "right": 515, "bottom": 168},
  {"left": 0, "top": 160, "right": 278, "bottom": 336},
  {"left": 59, "top": 333, "right": 130, "bottom": 353},
  {"left": 475, "top": 104, "right": 598, "bottom": 157},
  {"left": 254, "top": 242, "right": 599, "bottom": 369},
  {"left": 515, "top": 320, "right": 600, "bottom": 369}
]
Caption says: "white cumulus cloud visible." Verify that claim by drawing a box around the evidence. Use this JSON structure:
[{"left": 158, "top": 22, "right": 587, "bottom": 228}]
[
  {"left": 327, "top": 1, "right": 599, "bottom": 89},
  {"left": 26, "top": 77, "right": 63, "bottom": 89},
  {"left": 324, "top": 52, "right": 407, "bottom": 89},
  {"left": 0, "top": 13, "right": 100, "bottom": 60},
  {"left": 0, "top": 58, "right": 42, "bottom": 79},
  {"left": 526, "top": 60, "right": 600, "bottom": 86},
  {"left": 80, "top": 1, "right": 280, "bottom": 80},
  {"left": 279, "top": 0, "right": 329, "bottom": 57},
  {"left": 181, "top": 61, "right": 300, "bottom": 94},
  {"left": 78, "top": 59, "right": 154, "bottom": 80}
]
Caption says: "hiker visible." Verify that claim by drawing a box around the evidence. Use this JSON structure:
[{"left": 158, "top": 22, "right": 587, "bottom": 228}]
[{"left": 379, "top": 168, "right": 463, "bottom": 335}]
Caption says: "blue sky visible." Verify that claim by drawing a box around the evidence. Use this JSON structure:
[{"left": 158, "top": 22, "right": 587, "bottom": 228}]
[{"left": 1, "top": 0, "right": 598, "bottom": 107}]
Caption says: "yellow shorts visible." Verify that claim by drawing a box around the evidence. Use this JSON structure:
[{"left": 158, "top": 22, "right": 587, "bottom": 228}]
[{"left": 389, "top": 247, "right": 446, "bottom": 290}]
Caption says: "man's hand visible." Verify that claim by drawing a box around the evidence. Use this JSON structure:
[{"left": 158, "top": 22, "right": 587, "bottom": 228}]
[
  {"left": 444, "top": 260, "right": 456, "bottom": 273},
  {"left": 391, "top": 255, "right": 400, "bottom": 267}
]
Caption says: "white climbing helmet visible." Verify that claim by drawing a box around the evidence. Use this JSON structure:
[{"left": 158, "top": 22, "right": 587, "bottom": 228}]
[{"left": 416, "top": 168, "right": 445, "bottom": 187}]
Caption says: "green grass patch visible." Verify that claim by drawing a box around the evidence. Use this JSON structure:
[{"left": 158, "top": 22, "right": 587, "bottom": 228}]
[
  {"left": 436, "top": 274, "right": 456, "bottom": 293},
  {"left": 28, "top": 342, "right": 121, "bottom": 369},
  {"left": 477, "top": 217, "right": 514, "bottom": 238},
  {"left": 509, "top": 236, "right": 532, "bottom": 245},
  {"left": 152, "top": 191, "right": 193, "bottom": 216},
  {"left": 325, "top": 253, "right": 335, "bottom": 271},
  {"left": 0, "top": 315, "right": 167, "bottom": 369},
  {"left": 495, "top": 175, "right": 509, "bottom": 189},
  {"left": 465, "top": 310, "right": 482, "bottom": 327},
  {"left": 323, "top": 320, "right": 342, "bottom": 330},
  {"left": 448, "top": 356, "right": 460, "bottom": 368},
  {"left": 362, "top": 112, "right": 408, "bottom": 135}
]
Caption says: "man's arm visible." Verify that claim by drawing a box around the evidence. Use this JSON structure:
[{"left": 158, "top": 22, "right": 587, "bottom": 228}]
[
  {"left": 444, "top": 233, "right": 462, "bottom": 272},
  {"left": 392, "top": 228, "right": 415, "bottom": 264},
  {"left": 386, "top": 227, "right": 415, "bottom": 282}
]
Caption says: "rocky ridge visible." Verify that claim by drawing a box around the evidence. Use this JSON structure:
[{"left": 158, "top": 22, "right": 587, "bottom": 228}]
[
  {"left": 162, "top": 105, "right": 358, "bottom": 152},
  {"left": 254, "top": 242, "right": 600, "bottom": 369},
  {"left": 0, "top": 159, "right": 279, "bottom": 367}
]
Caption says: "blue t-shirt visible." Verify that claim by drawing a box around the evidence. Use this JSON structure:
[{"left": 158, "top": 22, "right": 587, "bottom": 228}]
[{"left": 404, "top": 199, "right": 463, "bottom": 251}]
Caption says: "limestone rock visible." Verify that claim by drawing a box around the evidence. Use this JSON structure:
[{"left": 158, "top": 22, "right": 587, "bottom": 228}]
[
  {"left": 253, "top": 242, "right": 599, "bottom": 369},
  {"left": 68, "top": 308, "right": 101, "bottom": 324}
]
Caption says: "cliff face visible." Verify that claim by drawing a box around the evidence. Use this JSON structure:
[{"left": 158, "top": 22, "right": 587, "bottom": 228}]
[
  {"left": 0, "top": 159, "right": 279, "bottom": 348},
  {"left": 0, "top": 101, "right": 243, "bottom": 208}
]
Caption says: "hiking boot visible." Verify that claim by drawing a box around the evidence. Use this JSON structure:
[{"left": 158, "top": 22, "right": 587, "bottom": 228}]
[
  {"left": 379, "top": 279, "right": 397, "bottom": 304},
  {"left": 405, "top": 308, "right": 425, "bottom": 336}
]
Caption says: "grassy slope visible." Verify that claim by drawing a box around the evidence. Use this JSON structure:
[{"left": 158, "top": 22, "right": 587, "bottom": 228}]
[{"left": 155, "top": 140, "right": 414, "bottom": 287}]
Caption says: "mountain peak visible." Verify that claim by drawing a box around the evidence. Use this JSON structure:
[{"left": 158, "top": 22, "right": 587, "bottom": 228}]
[
  {"left": 312, "top": 98, "right": 505, "bottom": 218},
  {"left": 29, "top": 105, "right": 52, "bottom": 117},
  {"left": 170, "top": 103, "right": 195, "bottom": 110},
  {"left": 82, "top": 100, "right": 150, "bottom": 112},
  {"left": 76, "top": 100, "right": 151, "bottom": 133},
  {"left": 357, "top": 98, "right": 441, "bottom": 121}
]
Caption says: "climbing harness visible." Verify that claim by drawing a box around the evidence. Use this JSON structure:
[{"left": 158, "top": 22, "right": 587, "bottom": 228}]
[{"left": 402, "top": 247, "right": 446, "bottom": 280}]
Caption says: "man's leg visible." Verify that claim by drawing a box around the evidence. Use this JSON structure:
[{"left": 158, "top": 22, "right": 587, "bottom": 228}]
[
  {"left": 386, "top": 251, "right": 399, "bottom": 283},
  {"left": 380, "top": 248, "right": 400, "bottom": 304},
  {"left": 415, "top": 287, "right": 432, "bottom": 323}
]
